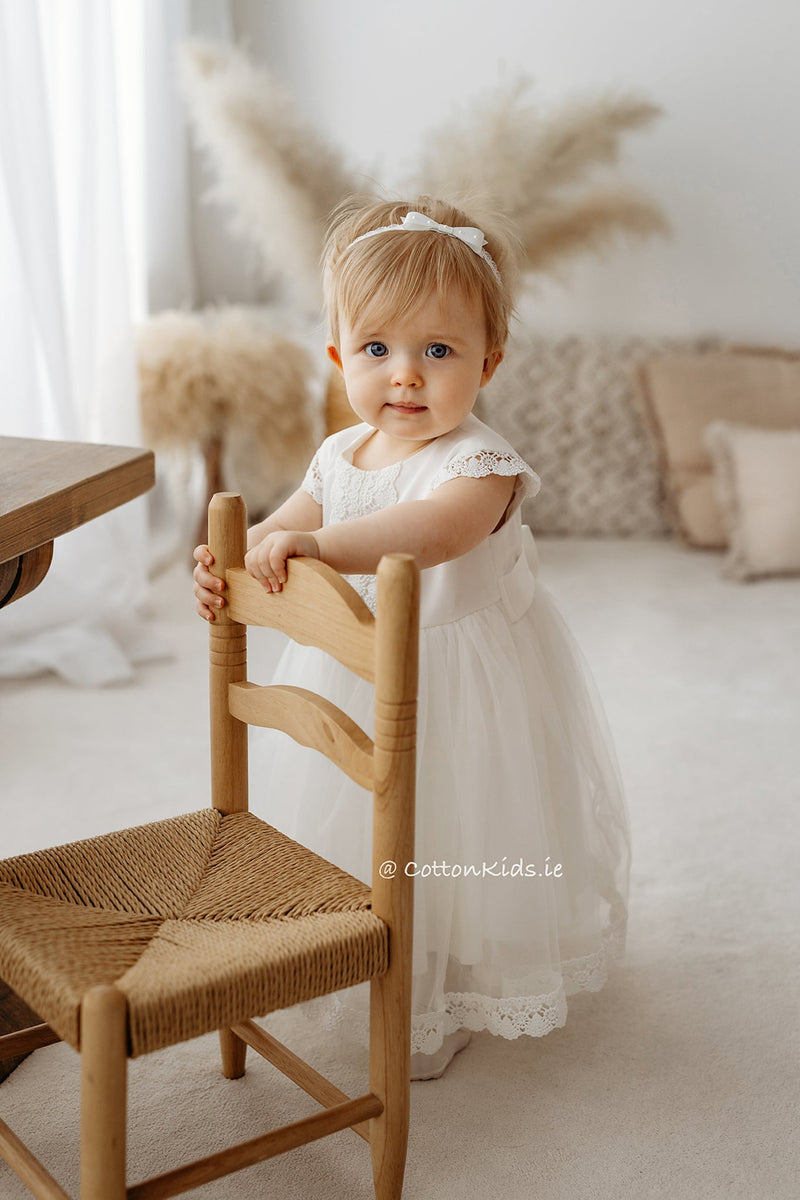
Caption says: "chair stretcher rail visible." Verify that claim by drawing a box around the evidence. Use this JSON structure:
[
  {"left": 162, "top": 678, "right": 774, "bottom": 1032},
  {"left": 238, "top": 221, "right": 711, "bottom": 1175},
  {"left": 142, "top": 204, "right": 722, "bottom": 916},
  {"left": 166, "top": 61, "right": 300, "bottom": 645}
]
[
  {"left": 126, "top": 1093, "right": 383, "bottom": 1199},
  {"left": 0, "top": 1117, "right": 71, "bottom": 1200},
  {"left": 232, "top": 1018, "right": 372, "bottom": 1141},
  {"left": 0, "top": 1023, "right": 61, "bottom": 1060}
]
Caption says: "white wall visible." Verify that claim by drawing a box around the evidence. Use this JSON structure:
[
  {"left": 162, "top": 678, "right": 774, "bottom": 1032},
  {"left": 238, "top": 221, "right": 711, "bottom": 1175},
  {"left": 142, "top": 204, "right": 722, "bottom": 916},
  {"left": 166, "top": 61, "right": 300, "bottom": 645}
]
[{"left": 217, "top": 0, "right": 800, "bottom": 343}]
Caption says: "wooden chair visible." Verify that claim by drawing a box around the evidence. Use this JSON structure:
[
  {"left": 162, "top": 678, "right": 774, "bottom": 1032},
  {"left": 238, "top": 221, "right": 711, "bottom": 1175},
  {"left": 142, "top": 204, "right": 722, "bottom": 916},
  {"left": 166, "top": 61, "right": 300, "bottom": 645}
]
[{"left": 0, "top": 492, "right": 419, "bottom": 1200}]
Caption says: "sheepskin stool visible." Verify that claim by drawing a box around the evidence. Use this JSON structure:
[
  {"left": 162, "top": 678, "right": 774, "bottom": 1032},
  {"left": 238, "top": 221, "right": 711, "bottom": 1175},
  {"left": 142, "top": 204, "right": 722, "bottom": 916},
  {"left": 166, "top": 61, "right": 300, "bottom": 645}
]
[{"left": 137, "top": 305, "right": 321, "bottom": 545}]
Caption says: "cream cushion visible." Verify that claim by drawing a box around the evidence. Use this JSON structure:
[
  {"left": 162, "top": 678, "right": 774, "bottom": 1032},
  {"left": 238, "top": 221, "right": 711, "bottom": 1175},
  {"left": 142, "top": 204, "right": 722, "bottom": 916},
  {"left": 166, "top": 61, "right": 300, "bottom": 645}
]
[
  {"left": 635, "top": 352, "right": 800, "bottom": 547},
  {"left": 704, "top": 422, "right": 800, "bottom": 579}
]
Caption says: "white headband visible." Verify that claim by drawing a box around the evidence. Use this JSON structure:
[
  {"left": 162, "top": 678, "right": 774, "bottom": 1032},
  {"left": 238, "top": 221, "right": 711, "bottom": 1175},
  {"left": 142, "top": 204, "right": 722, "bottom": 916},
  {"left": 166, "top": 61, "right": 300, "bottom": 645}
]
[{"left": 345, "top": 211, "right": 502, "bottom": 285}]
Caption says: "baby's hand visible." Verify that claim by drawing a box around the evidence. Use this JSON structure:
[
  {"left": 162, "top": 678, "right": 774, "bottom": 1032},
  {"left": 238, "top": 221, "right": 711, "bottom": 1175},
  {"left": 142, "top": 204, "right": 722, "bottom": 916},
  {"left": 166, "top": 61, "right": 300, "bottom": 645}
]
[
  {"left": 192, "top": 545, "right": 226, "bottom": 622},
  {"left": 245, "top": 531, "right": 320, "bottom": 593}
]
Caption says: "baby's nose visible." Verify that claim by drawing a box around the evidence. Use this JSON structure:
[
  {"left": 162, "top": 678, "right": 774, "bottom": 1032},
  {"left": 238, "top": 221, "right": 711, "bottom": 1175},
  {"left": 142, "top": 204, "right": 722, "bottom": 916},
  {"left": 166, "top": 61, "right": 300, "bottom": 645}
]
[{"left": 391, "top": 354, "right": 423, "bottom": 387}]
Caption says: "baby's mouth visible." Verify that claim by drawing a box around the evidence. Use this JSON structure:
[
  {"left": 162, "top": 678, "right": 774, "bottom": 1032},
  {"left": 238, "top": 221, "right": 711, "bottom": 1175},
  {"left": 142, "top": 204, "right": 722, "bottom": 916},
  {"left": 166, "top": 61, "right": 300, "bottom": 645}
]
[{"left": 387, "top": 401, "right": 427, "bottom": 412}]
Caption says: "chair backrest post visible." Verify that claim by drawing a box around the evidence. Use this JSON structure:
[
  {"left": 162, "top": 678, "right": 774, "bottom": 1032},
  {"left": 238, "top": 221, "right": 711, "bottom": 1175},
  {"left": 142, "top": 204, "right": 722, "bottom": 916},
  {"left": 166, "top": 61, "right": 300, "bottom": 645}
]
[
  {"left": 371, "top": 554, "right": 420, "bottom": 953},
  {"left": 208, "top": 492, "right": 249, "bottom": 815}
]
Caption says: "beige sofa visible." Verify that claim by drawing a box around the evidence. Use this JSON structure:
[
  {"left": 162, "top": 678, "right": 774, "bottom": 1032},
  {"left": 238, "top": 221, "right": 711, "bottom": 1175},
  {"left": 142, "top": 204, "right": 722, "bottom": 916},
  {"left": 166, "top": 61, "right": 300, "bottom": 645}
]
[{"left": 476, "top": 335, "right": 800, "bottom": 583}]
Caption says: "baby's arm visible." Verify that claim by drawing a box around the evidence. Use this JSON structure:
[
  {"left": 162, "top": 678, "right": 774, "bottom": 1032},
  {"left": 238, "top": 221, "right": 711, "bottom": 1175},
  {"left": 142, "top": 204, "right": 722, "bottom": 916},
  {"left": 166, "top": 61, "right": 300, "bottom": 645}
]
[
  {"left": 244, "top": 487, "right": 322, "bottom": 552},
  {"left": 247, "top": 472, "right": 516, "bottom": 592},
  {"left": 193, "top": 486, "right": 321, "bottom": 620},
  {"left": 318, "top": 472, "right": 515, "bottom": 571}
]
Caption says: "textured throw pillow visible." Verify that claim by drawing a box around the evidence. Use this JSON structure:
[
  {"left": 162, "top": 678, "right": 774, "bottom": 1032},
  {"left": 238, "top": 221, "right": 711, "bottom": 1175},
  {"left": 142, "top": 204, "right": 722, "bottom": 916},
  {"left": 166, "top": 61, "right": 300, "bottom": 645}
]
[
  {"left": 476, "top": 335, "right": 718, "bottom": 536},
  {"left": 704, "top": 422, "right": 800, "bottom": 580},
  {"left": 635, "top": 352, "right": 800, "bottom": 547}
]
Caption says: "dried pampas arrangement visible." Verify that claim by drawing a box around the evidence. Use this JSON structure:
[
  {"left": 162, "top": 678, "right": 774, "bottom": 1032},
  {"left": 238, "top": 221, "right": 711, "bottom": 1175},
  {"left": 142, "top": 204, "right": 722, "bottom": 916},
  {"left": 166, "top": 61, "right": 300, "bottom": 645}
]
[
  {"left": 138, "top": 307, "right": 321, "bottom": 538},
  {"left": 179, "top": 41, "right": 669, "bottom": 305},
  {"left": 417, "top": 79, "right": 669, "bottom": 276}
]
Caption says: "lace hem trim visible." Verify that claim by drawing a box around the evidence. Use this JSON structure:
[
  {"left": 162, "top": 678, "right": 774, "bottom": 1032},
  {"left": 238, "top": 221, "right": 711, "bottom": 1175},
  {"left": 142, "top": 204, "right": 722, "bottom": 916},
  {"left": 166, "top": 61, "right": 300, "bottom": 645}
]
[
  {"left": 304, "top": 912, "right": 628, "bottom": 1055},
  {"left": 409, "top": 988, "right": 568, "bottom": 1053},
  {"left": 429, "top": 449, "right": 541, "bottom": 499},
  {"left": 408, "top": 912, "right": 628, "bottom": 1053},
  {"left": 562, "top": 911, "right": 627, "bottom": 996}
]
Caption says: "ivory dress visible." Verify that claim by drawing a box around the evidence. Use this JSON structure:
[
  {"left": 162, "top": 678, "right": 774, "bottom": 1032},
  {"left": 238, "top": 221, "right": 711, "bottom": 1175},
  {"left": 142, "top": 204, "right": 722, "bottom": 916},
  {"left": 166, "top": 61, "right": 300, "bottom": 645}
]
[{"left": 250, "top": 412, "right": 631, "bottom": 1055}]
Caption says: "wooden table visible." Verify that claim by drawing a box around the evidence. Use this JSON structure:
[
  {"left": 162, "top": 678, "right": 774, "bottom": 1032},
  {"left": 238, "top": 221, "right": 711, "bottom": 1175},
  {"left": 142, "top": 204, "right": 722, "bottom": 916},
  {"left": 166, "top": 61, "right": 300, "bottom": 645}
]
[
  {"left": 0, "top": 436, "right": 155, "bottom": 608},
  {"left": 0, "top": 436, "right": 155, "bottom": 1078}
]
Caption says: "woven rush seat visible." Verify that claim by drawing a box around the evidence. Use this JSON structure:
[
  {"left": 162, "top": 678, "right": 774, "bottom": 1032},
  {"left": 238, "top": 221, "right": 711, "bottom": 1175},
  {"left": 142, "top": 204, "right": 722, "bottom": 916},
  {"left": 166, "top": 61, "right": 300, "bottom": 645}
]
[{"left": 0, "top": 809, "right": 388, "bottom": 1057}]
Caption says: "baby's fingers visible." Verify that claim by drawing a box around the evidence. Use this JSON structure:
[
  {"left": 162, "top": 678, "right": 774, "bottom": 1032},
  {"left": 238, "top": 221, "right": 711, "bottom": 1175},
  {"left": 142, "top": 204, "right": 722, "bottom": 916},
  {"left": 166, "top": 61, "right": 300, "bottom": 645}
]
[
  {"left": 267, "top": 542, "right": 289, "bottom": 589},
  {"left": 244, "top": 544, "right": 285, "bottom": 593},
  {"left": 195, "top": 580, "right": 225, "bottom": 615},
  {"left": 193, "top": 554, "right": 225, "bottom": 598},
  {"left": 246, "top": 555, "right": 280, "bottom": 591},
  {"left": 244, "top": 546, "right": 266, "bottom": 585},
  {"left": 195, "top": 595, "right": 216, "bottom": 622},
  {"left": 192, "top": 545, "right": 226, "bottom": 622},
  {"left": 194, "top": 565, "right": 225, "bottom": 595}
]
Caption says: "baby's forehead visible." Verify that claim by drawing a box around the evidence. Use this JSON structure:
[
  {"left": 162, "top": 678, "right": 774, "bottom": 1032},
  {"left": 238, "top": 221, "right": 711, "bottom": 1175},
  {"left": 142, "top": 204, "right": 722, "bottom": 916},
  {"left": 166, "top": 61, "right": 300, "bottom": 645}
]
[{"left": 341, "top": 286, "right": 485, "bottom": 339}]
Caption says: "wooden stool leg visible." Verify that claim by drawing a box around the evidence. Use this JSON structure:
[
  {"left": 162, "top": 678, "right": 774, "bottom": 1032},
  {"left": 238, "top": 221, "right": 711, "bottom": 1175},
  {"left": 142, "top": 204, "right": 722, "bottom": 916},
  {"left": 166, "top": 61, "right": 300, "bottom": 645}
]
[
  {"left": 80, "top": 986, "right": 127, "bottom": 1200},
  {"left": 219, "top": 1027, "right": 247, "bottom": 1079},
  {"left": 369, "top": 972, "right": 410, "bottom": 1200}
]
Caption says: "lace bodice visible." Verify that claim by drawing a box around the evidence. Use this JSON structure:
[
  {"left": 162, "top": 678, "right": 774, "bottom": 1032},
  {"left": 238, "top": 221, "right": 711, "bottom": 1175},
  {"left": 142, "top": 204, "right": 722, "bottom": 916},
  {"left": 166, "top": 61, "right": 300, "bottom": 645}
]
[
  {"left": 329, "top": 458, "right": 402, "bottom": 522},
  {"left": 332, "top": 459, "right": 403, "bottom": 609}
]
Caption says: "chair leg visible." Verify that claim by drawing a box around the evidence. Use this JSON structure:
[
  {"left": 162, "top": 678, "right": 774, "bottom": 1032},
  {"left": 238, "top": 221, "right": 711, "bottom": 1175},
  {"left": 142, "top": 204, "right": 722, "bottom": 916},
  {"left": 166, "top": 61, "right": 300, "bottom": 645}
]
[
  {"left": 369, "top": 972, "right": 410, "bottom": 1200},
  {"left": 80, "top": 986, "right": 127, "bottom": 1200},
  {"left": 219, "top": 1027, "right": 247, "bottom": 1079}
]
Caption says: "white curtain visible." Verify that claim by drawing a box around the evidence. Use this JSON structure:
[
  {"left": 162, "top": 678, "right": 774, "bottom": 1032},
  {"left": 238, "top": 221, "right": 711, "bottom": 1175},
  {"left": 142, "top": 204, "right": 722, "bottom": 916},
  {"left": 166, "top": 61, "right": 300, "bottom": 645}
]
[
  {"left": 0, "top": 0, "right": 157, "bottom": 684},
  {"left": 139, "top": 0, "right": 247, "bottom": 570},
  {"left": 143, "top": 0, "right": 239, "bottom": 313},
  {"left": 0, "top": 0, "right": 241, "bottom": 684}
]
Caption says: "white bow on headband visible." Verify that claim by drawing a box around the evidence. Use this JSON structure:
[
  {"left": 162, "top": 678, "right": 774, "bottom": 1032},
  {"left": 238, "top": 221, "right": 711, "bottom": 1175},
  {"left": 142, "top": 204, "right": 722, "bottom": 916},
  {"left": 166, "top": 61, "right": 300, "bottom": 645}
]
[
  {"left": 346, "top": 211, "right": 502, "bottom": 284},
  {"left": 400, "top": 211, "right": 488, "bottom": 251}
]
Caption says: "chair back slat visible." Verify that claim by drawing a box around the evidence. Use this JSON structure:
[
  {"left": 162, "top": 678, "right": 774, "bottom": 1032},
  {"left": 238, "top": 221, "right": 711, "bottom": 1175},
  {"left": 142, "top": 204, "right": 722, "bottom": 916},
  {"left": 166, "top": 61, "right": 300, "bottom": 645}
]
[
  {"left": 208, "top": 493, "right": 420, "bottom": 916},
  {"left": 225, "top": 564, "right": 375, "bottom": 684},
  {"left": 229, "top": 682, "right": 375, "bottom": 791}
]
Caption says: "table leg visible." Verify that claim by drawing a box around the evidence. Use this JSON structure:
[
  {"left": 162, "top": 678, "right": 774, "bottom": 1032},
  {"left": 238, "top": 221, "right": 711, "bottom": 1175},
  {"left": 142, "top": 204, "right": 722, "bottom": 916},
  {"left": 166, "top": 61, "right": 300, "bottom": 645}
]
[{"left": 0, "top": 542, "right": 54, "bottom": 609}]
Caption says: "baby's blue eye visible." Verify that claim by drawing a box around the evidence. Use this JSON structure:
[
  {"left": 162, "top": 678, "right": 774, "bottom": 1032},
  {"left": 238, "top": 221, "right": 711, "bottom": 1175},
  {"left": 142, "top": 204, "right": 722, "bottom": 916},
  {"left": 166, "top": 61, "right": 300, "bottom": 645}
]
[
  {"left": 365, "top": 342, "right": 388, "bottom": 358},
  {"left": 427, "top": 343, "right": 450, "bottom": 359}
]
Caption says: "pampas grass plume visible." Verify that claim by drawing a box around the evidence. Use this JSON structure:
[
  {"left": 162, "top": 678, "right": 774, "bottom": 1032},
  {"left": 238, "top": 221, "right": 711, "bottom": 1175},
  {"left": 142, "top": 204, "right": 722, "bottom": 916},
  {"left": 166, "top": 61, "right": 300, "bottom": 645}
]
[
  {"left": 417, "top": 78, "right": 669, "bottom": 275},
  {"left": 179, "top": 40, "right": 360, "bottom": 311},
  {"left": 519, "top": 187, "right": 671, "bottom": 273}
]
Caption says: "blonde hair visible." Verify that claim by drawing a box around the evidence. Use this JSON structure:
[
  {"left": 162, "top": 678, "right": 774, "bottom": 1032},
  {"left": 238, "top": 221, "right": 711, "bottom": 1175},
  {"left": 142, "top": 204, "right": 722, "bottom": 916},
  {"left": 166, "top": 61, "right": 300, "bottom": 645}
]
[{"left": 322, "top": 195, "right": 520, "bottom": 352}]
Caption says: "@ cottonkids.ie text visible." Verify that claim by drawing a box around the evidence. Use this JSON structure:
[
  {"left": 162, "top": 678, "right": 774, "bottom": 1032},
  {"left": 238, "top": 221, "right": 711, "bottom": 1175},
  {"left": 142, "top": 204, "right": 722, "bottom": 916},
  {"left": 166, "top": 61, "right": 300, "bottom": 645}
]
[{"left": 378, "top": 858, "right": 564, "bottom": 880}]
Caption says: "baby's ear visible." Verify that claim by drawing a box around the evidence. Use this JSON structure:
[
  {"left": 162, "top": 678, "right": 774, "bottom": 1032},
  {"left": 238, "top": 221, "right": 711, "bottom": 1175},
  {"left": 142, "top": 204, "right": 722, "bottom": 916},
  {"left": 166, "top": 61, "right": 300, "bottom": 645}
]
[
  {"left": 327, "top": 344, "right": 343, "bottom": 372},
  {"left": 481, "top": 347, "right": 504, "bottom": 386}
]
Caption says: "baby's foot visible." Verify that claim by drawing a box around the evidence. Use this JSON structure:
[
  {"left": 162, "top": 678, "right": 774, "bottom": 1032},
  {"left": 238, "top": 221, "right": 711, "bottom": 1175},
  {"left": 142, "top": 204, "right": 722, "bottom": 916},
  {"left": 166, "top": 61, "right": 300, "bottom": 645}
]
[{"left": 410, "top": 1029, "right": 472, "bottom": 1081}]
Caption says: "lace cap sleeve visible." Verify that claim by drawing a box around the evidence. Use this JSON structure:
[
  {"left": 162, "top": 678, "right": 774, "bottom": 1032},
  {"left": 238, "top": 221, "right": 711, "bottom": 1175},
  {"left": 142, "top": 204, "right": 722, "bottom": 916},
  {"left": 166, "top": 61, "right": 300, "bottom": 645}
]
[
  {"left": 429, "top": 448, "right": 542, "bottom": 504},
  {"left": 301, "top": 449, "right": 324, "bottom": 505}
]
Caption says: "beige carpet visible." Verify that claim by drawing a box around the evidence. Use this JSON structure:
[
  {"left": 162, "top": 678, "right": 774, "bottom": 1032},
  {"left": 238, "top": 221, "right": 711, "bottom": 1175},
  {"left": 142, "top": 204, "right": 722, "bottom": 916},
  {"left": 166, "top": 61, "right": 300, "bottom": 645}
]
[{"left": 1, "top": 538, "right": 798, "bottom": 1199}]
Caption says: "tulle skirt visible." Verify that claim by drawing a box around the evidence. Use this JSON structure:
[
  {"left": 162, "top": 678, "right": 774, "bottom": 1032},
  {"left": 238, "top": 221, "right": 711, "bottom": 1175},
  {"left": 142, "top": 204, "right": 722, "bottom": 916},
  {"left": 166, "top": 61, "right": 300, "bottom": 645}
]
[{"left": 249, "top": 577, "right": 631, "bottom": 1055}]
